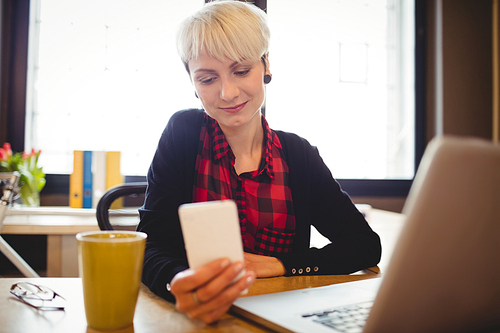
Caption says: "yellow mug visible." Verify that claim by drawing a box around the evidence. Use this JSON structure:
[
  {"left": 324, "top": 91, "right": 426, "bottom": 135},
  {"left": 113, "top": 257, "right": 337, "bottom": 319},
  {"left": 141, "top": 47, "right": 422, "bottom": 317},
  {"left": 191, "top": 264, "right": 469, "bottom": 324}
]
[{"left": 76, "top": 231, "right": 147, "bottom": 331}]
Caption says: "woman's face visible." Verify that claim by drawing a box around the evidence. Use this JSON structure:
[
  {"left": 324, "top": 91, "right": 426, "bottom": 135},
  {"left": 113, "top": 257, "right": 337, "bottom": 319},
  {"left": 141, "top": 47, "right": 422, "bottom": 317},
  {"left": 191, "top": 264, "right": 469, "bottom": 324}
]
[{"left": 188, "top": 53, "right": 269, "bottom": 133}]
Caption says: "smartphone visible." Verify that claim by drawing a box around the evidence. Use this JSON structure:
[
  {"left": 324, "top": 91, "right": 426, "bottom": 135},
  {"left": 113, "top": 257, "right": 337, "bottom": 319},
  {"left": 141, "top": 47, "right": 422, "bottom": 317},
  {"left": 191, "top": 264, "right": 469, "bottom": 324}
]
[{"left": 178, "top": 200, "right": 245, "bottom": 271}]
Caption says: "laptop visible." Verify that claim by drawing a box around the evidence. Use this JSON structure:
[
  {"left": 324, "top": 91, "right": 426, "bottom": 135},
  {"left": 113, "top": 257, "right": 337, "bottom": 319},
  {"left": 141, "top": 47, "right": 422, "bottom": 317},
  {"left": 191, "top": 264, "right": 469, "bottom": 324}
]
[{"left": 232, "top": 136, "right": 500, "bottom": 333}]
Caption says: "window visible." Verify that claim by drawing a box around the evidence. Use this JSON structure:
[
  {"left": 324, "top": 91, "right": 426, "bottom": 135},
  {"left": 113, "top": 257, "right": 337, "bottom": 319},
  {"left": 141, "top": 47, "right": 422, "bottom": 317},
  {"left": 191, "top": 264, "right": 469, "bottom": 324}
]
[
  {"left": 266, "top": 0, "right": 415, "bottom": 179},
  {"left": 13, "top": 0, "right": 424, "bottom": 196},
  {"left": 26, "top": 0, "right": 203, "bottom": 176}
]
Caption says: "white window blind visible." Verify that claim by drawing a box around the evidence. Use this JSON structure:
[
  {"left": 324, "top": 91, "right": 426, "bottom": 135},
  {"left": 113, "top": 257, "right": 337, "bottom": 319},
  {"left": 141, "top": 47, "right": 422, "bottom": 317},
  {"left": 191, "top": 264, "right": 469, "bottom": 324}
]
[{"left": 266, "top": 0, "right": 415, "bottom": 179}]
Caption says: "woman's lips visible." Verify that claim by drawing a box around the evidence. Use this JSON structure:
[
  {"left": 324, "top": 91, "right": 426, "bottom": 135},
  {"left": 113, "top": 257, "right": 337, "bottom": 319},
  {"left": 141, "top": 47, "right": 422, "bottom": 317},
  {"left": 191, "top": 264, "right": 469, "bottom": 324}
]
[{"left": 220, "top": 101, "right": 248, "bottom": 113}]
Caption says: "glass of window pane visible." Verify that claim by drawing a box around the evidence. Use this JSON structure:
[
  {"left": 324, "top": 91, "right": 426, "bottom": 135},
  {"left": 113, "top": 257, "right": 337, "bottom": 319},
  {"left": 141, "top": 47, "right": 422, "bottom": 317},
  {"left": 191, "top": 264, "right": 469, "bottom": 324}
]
[{"left": 265, "top": 0, "right": 415, "bottom": 179}]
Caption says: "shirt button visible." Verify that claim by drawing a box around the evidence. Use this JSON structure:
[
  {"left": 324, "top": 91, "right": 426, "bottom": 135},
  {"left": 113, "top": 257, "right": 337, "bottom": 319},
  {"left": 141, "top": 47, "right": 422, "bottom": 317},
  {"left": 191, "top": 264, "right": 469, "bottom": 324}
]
[
  {"left": 306, "top": 267, "right": 311, "bottom": 273},
  {"left": 314, "top": 266, "right": 319, "bottom": 272},
  {"left": 298, "top": 268, "right": 303, "bottom": 274},
  {"left": 292, "top": 268, "right": 296, "bottom": 275}
]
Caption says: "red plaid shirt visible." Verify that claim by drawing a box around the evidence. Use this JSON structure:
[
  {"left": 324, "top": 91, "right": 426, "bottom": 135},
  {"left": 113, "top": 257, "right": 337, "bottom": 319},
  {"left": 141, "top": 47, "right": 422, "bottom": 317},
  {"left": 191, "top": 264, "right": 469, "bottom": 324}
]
[{"left": 193, "top": 113, "right": 296, "bottom": 256}]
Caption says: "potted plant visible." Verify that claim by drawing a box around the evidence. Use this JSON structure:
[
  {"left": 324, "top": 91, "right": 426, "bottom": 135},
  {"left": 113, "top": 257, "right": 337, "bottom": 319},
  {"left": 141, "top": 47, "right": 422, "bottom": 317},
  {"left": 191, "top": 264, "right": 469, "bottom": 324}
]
[{"left": 0, "top": 143, "right": 46, "bottom": 206}]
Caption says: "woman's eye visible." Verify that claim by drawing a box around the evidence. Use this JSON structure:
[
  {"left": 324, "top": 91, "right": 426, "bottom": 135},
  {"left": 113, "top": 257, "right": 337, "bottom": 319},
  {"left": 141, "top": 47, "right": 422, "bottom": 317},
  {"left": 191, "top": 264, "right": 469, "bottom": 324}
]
[
  {"left": 235, "top": 69, "right": 250, "bottom": 76},
  {"left": 199, "top": 77, "right": 215, "bottom": 84}
]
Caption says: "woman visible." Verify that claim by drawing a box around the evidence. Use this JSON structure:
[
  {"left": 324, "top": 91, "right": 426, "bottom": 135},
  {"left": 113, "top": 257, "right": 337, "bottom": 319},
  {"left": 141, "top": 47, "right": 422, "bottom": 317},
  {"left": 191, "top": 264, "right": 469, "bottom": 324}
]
[{"left": 137, "top": 0, "right": 381, "bottom": 324}]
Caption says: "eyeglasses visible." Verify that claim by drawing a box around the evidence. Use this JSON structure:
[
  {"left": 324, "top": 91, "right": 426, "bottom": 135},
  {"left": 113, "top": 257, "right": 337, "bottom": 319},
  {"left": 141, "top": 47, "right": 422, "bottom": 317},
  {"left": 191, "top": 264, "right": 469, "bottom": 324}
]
[{"left": 10, "top": 282, "right": 66, "bottom": 310}]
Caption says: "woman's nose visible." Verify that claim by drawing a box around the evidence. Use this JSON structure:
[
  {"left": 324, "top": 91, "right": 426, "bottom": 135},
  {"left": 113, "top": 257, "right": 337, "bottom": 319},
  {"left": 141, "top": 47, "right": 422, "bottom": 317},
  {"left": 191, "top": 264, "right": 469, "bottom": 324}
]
[{"left": 220, "top": 79, "right": 239, "bottom": 101}]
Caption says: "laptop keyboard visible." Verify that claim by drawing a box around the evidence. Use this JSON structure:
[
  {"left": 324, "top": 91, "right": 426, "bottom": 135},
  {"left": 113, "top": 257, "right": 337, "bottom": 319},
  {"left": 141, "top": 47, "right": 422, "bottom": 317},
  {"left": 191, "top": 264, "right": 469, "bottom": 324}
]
[{"left": 301, "top": 301, "right": 373, "bottom": 333}]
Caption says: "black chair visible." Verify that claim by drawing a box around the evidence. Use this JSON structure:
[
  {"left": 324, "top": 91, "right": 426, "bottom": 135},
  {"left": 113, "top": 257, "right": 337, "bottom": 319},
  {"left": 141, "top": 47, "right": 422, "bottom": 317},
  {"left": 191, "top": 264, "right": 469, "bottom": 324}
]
[{"left": 96, "top": 182, "right": 147, "bottom": 230}]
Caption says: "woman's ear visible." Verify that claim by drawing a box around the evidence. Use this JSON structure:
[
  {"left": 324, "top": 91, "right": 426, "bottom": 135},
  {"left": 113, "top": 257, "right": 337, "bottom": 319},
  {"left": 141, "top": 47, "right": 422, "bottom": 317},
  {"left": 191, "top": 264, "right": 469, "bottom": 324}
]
[
  {"left": 262, "top": 54, "right": 272, "bottom": 84},
  {"left": 261, "top": 53, "right": 271, "bottom": 75}
]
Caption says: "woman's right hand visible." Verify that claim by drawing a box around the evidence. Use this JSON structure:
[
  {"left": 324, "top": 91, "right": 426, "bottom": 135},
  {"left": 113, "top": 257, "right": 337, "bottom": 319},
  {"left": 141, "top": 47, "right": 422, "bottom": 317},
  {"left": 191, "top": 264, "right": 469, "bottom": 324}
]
[{"left": 169, "top": 258, "right": 256, "bottom": 324}]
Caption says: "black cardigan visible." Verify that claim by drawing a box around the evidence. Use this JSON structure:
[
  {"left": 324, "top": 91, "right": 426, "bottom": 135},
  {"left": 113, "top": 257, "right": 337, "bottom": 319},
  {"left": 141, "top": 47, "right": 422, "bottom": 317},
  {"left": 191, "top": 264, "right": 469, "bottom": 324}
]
[{"left": 137, "top": 109, "right": 381, "bottom": 302}]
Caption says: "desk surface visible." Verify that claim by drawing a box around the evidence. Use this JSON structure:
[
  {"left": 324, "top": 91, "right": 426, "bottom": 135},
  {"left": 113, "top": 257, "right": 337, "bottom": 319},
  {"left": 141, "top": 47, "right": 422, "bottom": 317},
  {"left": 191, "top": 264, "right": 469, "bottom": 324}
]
[
  {"left": 0, "top": 209, "right": 405, "bottom": 332},
  {"left": 0, "top": 275, "right": 381, "bottom": 333},
  {"left": 1, "top": 206, "right": 139, "bottom": 234}
]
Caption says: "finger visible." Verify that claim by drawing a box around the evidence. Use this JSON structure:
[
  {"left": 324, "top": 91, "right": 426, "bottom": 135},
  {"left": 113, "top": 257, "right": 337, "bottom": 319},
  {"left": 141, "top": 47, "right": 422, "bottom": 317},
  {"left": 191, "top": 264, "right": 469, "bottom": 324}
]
[
  {"left": 184, "top": 263, "right": 251, "bottom": 314},
  {"left": 187, "top": 271, "right": 256, "bottom": 320},
  {"left": 171, "top": 258, "right": 231, "bottom": 294},
  {"left": 196, "top": 261, "right": 245, "bottom": 302},
  {"left": 191, "top": 290, "right": 203, "bottom": 306},
  {"left": 196, "top": 300, "right": 234, "bottom": 324},
  {"left": 171, "top": 259, "right": 232, "bottom": 313}
]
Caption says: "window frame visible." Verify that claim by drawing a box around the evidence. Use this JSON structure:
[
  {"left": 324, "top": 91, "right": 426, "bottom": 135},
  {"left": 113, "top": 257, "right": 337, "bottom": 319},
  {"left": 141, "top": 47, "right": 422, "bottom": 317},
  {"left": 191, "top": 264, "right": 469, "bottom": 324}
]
[{"left": 1, "top": 0, "right": 426, "bottom": 198}]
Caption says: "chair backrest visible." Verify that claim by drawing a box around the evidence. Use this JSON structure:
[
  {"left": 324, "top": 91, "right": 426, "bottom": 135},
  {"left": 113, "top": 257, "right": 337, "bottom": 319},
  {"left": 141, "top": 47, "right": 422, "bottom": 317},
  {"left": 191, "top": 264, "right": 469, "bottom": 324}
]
[{"left": 96, "top": 182, "right": 147, "bottom": 230}]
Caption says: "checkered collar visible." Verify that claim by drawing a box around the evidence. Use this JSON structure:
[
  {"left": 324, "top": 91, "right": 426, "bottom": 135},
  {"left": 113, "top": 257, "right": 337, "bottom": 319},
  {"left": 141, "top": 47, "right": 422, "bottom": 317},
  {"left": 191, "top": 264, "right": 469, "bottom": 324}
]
[{"left": 206, "top": 113, "right": 282, "bottom": 179}]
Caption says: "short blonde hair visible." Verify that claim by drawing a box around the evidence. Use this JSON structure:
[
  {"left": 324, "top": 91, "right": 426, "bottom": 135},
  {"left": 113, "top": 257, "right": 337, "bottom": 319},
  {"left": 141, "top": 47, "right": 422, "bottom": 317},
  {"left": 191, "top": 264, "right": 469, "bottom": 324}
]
[{"left": 176, "top": 0, "right": 270, "bottom": 73}]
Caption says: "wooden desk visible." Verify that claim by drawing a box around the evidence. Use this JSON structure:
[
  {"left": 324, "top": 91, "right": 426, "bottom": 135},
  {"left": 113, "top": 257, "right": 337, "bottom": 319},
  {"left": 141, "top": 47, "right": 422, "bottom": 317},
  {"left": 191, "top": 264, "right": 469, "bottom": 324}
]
[
  {"left": 1, "top": 207, "right": 138, "bottom": 277},
  {"left": 0, "top": 275, "right": 381, "bottom": 333},
  {"left": 0, "top": 209, "right": 405, "bottom": 332}
]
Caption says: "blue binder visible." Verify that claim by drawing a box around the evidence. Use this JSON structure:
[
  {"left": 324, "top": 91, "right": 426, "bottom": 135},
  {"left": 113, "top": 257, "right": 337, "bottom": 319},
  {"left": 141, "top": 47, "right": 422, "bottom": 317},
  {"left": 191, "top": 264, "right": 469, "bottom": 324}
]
[{"left": 82, "top": 151, "right": 93, "bottom": 209}]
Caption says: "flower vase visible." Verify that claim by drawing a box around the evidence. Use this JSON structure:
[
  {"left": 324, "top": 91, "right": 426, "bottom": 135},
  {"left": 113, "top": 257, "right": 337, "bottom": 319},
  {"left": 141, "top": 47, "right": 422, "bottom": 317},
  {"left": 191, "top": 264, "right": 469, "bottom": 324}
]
[{"left": 20, "top": 189, "right": 40, "bottom": 207}]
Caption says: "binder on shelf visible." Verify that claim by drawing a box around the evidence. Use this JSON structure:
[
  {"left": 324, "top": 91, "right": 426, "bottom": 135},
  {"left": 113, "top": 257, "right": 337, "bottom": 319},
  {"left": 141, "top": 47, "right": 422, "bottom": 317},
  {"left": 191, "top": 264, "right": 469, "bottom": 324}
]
[
  {"left": 82, "top": 151, "right": 93, "bottom": 209},
  {"left": 106, "top": 151, "right": 123, "bottom": 209},
  {"left": 92, "top": 151, "right": 107, "bottom": 208},
  {"left": 69, "top": 150, "right": 123, "bottom": 209},
  {"left": 69, "top": 150, "right": 84, "bottom": 208}
]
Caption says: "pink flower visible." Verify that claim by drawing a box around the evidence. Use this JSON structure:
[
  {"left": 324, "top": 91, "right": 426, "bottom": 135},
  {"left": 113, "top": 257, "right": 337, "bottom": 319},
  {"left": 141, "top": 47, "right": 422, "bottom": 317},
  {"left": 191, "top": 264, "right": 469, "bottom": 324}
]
[
  {"left": 2, "top": 142, "right": 12, "bottom": 159},
  {"left": 1, "top": 142, "right": 13, "bottom": 161}
]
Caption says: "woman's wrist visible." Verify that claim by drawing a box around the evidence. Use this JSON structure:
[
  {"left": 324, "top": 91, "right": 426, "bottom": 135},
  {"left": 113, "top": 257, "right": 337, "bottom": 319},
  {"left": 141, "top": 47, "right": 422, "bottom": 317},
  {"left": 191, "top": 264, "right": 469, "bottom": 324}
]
[{"left": 274, "top": 257, "right": 286, "bottom": 276}]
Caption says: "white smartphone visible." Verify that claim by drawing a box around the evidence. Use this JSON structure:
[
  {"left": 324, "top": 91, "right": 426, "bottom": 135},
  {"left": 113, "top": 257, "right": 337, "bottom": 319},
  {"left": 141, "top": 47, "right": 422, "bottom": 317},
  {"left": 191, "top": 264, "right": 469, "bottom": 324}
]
[{"left": 178, "top": 200, "right": 245, "bottom": 272}]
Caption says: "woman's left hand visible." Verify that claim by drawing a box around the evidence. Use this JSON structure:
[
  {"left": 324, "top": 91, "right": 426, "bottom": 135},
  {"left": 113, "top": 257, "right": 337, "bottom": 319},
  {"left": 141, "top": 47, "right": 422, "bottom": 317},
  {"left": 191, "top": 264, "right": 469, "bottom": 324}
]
[{"left": 244, "top": 252, "right": 286, "bottom": 278}]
